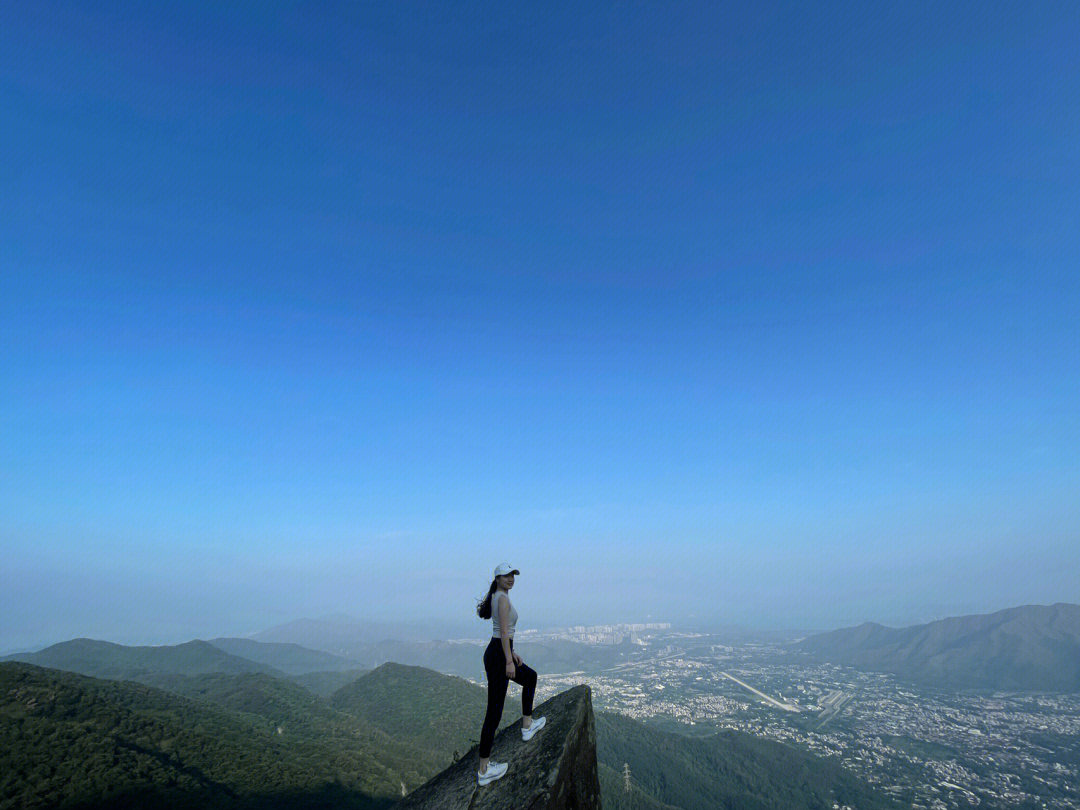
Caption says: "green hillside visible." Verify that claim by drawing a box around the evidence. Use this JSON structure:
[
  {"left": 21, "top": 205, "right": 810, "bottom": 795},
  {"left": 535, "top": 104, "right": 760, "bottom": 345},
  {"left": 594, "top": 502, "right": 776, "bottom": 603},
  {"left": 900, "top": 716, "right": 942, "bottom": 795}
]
[
  {"left": 290, "top": 668, "right": 370, "bottom": 697},
  {"left": 595, "top": 711, "right": 904, "bottom": 810},
  {"left": 138, "top": 670, "right": 438, "bottom": 785},
  {"left": 330, "top": 662, "right": 521, "bottom": 768},
  {"left": 598, "top": 761, "right": 683, "bottom": 810},
  {"left": 4, "top": 639, "right": 282, "bottom": 682},
  {"left": 208, "top": 638, "right": 363, "bottom": 675},
  {"left": 0, "top": 662, "right": 402, "bottom": 810}
]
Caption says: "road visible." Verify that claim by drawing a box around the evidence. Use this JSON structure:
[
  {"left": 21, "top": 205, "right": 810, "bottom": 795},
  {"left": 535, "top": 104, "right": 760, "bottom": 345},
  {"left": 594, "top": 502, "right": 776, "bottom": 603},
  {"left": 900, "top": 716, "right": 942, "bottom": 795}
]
[{"left": 719, "top": 670, "right": 802, "bottom": 712}]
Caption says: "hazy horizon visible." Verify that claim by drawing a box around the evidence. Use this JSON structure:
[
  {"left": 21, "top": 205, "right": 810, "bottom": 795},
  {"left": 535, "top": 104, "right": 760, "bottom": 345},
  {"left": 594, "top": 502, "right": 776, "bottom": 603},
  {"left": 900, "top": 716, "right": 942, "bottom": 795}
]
[
  {"left": 3, "top": 2, "right": 1078, "bottom": 655},
  {"left": 7, "top": 596, "right": 1079, "bottom": 656}
]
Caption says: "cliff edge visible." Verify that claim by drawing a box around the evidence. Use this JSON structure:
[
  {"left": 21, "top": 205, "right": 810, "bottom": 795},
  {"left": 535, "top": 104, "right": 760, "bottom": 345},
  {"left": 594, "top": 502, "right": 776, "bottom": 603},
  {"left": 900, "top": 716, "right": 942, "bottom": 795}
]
[{"left": 398, "top": 684, "right": 601, "bottom": 810}]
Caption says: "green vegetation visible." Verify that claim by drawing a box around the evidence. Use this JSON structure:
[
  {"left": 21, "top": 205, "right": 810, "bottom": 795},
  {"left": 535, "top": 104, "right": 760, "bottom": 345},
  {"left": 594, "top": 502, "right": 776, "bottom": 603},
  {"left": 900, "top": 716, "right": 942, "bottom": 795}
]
[
  {"left": 598, "top": 761, "right": 682, "bottom": 810},
  {"left": 0, "top": 663, "right": 399, "bottom": 809},
  {"left": 288, "top": 669, "right": 369, "bottom": 698},
  {"left": 880, "top": 733, "right": 959, "bottom": 761},
  {"left": 136, "top": 670, "right": 347, "bottom": 734},
  {"left": 330, "top": 662, "right": 520, "bottom": 767},
  {"left": 595, "top": 711, "right": 905, "bottom": 810},
  {"left": 1027, "top": 731, "right": 1080, "bottom": 768},
  {"left": 137, "top": 670, "right": 438, "bottom": 786}
]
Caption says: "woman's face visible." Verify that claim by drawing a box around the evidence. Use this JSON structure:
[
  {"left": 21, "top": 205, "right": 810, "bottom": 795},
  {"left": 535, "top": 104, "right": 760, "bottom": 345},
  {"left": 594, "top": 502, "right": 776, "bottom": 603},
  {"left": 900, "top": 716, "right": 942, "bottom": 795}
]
[{"left": 498, "top": 573, "right": 515, "bottom": 590}]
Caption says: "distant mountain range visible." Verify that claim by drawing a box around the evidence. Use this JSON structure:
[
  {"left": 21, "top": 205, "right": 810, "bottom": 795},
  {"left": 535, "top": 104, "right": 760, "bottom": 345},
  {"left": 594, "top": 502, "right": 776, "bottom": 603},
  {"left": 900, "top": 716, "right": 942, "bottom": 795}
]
[
  {"left": 325, "top": 636, "right": 640, "bottom": 679},
  {"left": 0, "top": 633, "right": 486, "bottom": 683},
  {"left": 11, "top": 601, "right": 1079, "bottom": 695},
  {"left": 208, "top": 637, "right": 363, "bottom": 675},
  {"left": 1, "top": 638, "right": 282, "bottom": 681},
  {"left": 0, "top": 637, "right": 373, "bottom": 696},
  {"left": 798, "top": 603, "right": 1080, "bottom": 691},
  {"left": 251, "top": 619, "right": 649, "bottom": 678},
  {"left": 251, "top": 615, "right": 476, "bottom": 649},
  {"left": 12, "top": 601, "right": 1079, "bottom": 696}
]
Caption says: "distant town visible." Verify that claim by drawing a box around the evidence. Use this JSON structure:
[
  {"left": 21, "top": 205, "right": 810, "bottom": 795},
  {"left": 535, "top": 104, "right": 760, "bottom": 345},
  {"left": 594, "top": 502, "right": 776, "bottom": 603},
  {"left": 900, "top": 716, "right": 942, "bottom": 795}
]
[
  {"left": 467, "top": 624, "right": 1079, "bottom": 810},
  {"left": 516, "top": 622, "right": 672, "bottom": 645}
]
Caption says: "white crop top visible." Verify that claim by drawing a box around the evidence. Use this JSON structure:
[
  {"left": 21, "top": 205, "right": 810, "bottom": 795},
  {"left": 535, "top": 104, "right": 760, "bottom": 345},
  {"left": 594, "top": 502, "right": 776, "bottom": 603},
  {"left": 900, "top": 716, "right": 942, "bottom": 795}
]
[{"left": 491, "top": 590, "right": 518, "bottom": 638}]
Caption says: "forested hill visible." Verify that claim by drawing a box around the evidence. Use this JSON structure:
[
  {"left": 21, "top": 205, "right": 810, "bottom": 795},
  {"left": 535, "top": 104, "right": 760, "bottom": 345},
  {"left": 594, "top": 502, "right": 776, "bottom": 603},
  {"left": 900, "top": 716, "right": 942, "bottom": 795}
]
[
  {"left": 330, "top": 661, "right": 521, "bottom": 766},
  {"left": 797, "top": 603, "right": 1080, "bottom": 691},
  {"left": 595, "top": 711, "right": 905, "bottom": 810},
  {"left": 0, "top": 662, "right": 408, "bottom": 809},
  {"left": 2, "top": 638, "right": 282, "bottom": 681}
]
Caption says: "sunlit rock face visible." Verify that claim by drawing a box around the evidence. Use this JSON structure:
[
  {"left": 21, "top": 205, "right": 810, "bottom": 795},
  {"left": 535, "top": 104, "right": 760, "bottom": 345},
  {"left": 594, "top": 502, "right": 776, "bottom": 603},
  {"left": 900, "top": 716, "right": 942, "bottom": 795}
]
[{"left": 398, "top": 684, "right": 601, "bottom": 810}]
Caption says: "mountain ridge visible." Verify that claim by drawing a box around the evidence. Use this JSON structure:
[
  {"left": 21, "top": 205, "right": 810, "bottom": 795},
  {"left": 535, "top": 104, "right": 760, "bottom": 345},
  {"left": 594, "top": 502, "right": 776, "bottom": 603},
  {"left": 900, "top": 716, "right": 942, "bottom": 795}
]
[
  {"left": 2, "top": 638, "right": 284, "bottom": 681},
  {"left": 798, "top": 602, "right": 1080, "bottom": 691},
  {"left": 209, "top": 637, "right": 362, "bottom": 674}
]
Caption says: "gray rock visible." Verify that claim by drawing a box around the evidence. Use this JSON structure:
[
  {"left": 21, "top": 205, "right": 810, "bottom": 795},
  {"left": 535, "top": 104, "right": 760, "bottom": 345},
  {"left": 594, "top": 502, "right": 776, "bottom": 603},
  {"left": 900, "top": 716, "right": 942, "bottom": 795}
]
[{"left": 398, "top": 684, "right": 601, "bottom": 810}]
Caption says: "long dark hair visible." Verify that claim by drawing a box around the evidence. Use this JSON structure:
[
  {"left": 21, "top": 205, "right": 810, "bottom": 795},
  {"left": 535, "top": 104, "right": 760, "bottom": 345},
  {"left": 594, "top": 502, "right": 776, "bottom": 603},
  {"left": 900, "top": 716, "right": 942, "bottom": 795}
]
[{"left": 476, "top": 578, "right": 499, "bottom": 620}]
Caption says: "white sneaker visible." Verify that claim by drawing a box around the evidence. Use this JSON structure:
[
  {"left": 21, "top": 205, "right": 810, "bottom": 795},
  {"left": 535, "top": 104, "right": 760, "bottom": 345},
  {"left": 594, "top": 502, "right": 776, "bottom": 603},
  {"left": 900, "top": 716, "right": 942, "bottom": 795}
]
[
  {"left": 521, "top": 715, "right": 546, "bottom": 741},
  {"left": 477, "top": 760, "right": 508, "bottom": 786}
]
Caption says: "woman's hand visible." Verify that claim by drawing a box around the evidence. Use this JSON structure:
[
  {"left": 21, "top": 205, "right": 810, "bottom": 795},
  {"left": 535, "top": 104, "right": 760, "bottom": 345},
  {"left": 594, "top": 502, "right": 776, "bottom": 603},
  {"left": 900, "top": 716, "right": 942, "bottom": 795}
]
[
  {"left": 512, "top": 652, "right": 523, "bottom": 667},
  {"left": 505, "top": 660, "right": 516, "bottom": 678}
]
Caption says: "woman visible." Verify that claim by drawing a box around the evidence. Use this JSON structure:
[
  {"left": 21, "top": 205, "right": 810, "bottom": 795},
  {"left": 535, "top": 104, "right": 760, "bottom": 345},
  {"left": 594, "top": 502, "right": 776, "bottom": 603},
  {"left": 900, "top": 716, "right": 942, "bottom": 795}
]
[{"left": 474, "top": 563, "right": 547, "bottom": 785}]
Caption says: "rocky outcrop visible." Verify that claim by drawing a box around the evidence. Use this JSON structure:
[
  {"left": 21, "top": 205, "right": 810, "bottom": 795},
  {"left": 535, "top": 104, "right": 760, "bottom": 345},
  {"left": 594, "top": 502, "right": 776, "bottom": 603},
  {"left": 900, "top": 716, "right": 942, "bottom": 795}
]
[{"left": 397, "top": 684, "right": 601, "bottom": 810}]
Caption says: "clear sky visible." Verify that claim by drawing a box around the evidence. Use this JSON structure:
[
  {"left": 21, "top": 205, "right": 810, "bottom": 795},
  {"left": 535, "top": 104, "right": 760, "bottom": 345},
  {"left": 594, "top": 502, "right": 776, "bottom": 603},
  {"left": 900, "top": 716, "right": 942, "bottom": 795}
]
[{"left": 2, "top": 1, "right": 1078, "bottom": 651}]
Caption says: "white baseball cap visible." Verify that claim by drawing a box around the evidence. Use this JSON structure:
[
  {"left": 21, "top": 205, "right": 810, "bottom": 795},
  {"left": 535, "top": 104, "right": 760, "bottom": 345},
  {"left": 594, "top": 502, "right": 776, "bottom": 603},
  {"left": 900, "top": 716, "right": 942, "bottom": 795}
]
[{"left": 494, "top": 563, "right": 520, "bottom": 577}]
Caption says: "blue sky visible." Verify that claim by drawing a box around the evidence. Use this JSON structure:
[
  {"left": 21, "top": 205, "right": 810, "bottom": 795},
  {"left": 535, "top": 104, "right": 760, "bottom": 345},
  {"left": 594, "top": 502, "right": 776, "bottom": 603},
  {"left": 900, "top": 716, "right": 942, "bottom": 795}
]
[{"left": 2, "top": 1, "right": 1078, "bottom": 650}]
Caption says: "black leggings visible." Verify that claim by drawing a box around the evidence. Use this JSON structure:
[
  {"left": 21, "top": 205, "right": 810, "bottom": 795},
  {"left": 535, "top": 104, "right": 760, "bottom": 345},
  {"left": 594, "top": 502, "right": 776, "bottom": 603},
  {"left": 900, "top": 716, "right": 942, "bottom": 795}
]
[{"left": 478, "top": 636, "right": 537, "bottom": 759}]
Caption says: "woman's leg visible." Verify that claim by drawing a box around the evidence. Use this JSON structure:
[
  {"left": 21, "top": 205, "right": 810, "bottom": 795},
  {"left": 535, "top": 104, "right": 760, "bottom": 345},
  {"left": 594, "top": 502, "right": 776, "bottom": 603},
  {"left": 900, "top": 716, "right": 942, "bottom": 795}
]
[
  {"left": 478, "top": 640, "right": 509, "bottom": 766},
  {"left": 511, "top": 660, "right": 538, "bottom": 720}
]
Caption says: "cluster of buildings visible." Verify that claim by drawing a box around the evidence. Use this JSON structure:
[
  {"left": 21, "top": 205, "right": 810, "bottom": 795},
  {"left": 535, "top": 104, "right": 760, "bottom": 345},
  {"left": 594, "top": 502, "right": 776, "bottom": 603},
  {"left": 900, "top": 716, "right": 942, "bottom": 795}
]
[
  {"left": 516, "top": 622, "right": 670, "bottom": 646},
  {"left": 534, "top": 631, "right": 1080, "bottom": 810}
]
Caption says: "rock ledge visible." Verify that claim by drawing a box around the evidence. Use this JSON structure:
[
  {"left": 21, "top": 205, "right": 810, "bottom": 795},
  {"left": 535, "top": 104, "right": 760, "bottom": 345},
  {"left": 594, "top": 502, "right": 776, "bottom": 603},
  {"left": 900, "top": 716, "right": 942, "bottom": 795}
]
[{"left": 398, "top": 684, "right": 601, "bottom": 810}]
